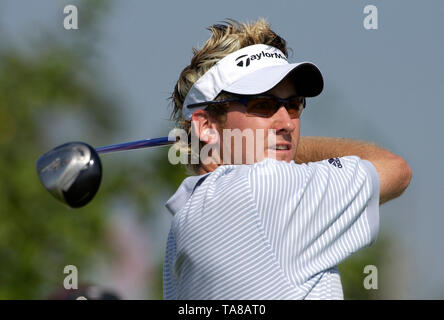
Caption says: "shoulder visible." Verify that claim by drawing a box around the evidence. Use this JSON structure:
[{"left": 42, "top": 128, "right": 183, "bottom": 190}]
[
  {"left": 248, "top": 156, "right": 374, "bottom": 177},
  {"left": 247, "top": 156, "right": 379, "bottom": 197},
  {"left": 199, "top": 156, "right": 378, "bottom": 198}
]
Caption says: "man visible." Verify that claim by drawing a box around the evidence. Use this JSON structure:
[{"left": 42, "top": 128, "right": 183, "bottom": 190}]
[{"left": 163, "top": 19, "right": 411, "bottom": 299}]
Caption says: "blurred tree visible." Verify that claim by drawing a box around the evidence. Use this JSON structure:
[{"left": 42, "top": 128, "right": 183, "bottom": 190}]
[
  {"left": 0, "top": 0, "right": 114, "bottom": 299},
  {"left": 0, "top": 0, "right": 174, "bottom": 299}
]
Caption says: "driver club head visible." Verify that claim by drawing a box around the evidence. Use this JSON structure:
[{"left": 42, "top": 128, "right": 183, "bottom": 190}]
[{"left": 36, "top": 142, "right": 102, "bottom": 208}]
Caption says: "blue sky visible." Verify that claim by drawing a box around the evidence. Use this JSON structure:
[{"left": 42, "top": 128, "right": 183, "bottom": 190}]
[{"left": 2, "top": 0, "right": 443, "bottom": 298}]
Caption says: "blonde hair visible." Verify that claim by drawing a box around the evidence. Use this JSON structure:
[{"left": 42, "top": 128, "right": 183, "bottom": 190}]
[{"left": 170, "top": 19, "right": 289, "bottom": 175}]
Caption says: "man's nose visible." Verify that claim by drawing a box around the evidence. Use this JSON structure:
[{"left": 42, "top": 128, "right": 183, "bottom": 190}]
[{"left": 271, "top": 105, "right": 296, "bottom": 133}]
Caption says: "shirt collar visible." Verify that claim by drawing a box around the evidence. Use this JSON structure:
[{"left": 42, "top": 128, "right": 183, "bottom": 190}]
[{"left": 165, "top": 173, "right": 210, "bottom": 215}]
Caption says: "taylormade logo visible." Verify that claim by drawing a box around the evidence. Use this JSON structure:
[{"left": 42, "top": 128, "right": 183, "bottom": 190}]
[{"left": 235, "top": 50, "right": 287, "bottom": 67}]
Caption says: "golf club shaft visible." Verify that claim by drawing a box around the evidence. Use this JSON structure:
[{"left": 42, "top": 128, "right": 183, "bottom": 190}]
[{"left": 95, "top": 136, "right": 175, "bottom": 154}]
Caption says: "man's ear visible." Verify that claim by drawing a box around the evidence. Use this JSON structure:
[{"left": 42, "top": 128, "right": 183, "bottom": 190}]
[{"left": 191, "top": 109, "right": 220, "bottom": 145}]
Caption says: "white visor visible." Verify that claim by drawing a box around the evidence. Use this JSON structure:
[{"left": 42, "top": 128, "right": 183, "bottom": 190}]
[{"left": 182, "top": 44, "right": 323, "bottom": 120}]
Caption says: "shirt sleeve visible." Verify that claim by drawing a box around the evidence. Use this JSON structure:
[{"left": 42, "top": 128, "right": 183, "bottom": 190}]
[{"left": 248, "top": 156, "right": 380, "bottom": 284}]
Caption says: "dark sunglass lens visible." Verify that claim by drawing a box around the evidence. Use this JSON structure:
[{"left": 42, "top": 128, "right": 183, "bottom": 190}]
[
  {"left": 286, "top": 98, "right": 304, "bottom": 118},
  {"left": 246, "top": 97, "right": 276, "bottom": 117}
]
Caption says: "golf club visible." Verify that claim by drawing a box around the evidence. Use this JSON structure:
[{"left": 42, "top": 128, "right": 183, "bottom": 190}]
[{"left": 36, "top": 136, "right": 175, "bottom": 208}]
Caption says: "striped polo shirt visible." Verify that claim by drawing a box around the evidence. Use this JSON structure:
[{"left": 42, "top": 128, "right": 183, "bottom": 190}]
[{"left": 163, "top": 156, "right": 380, "bottom": 299}]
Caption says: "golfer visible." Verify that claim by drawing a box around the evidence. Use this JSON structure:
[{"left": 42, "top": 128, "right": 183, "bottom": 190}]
[{"left": 163, "top": 19, "right": 411, "bottom": 299}]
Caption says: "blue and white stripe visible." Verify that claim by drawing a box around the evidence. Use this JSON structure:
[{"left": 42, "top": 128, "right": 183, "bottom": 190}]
[{"left": 163, "top": 156, "right": 380, "bottom": 299}]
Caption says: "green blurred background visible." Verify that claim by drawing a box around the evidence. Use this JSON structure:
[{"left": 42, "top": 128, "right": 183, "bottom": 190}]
[
  {"left": 0, "top": 0, "right": 188, "bottom": 299},
  {"left": 1, "top": 0, "right": 440, "bottom": 299}
]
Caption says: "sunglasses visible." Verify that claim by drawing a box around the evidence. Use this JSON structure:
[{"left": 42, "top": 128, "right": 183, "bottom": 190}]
[{"left": 187, "top": 94, "right": 306, "bottom": 119}]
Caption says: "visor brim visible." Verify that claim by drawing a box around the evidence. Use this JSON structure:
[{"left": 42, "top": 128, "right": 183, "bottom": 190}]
[{"left": 223, "top": 62, "right": 323, "bottom": 97}]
